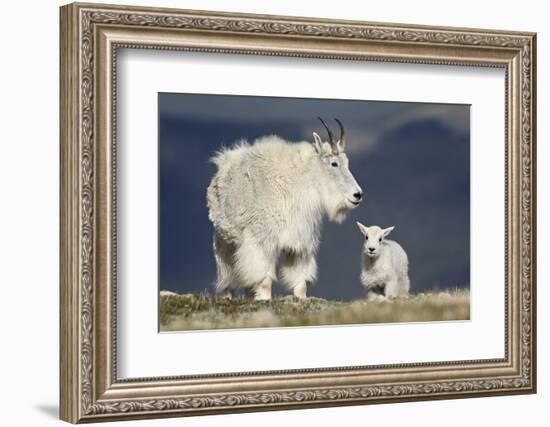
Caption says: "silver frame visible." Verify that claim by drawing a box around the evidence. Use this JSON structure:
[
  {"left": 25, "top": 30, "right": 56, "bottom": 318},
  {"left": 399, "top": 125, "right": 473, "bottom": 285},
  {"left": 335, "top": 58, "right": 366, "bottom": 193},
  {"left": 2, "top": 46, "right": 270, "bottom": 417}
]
[{"left": 60, "top": 2, "right": 536, "bottom": 423}]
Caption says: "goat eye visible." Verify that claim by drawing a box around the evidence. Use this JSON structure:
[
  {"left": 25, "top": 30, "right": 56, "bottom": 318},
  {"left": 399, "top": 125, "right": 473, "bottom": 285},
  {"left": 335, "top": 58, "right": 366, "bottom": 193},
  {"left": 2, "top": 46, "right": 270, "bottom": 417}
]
[
  {"left": 378, "top": 238, "right": 382, "bottom": 242},
  {"left": 365, "top": 236, "right": 368, "bottom": 241},
  {"left": 331, "top": 162, "right": 338, "bottom": 167}
]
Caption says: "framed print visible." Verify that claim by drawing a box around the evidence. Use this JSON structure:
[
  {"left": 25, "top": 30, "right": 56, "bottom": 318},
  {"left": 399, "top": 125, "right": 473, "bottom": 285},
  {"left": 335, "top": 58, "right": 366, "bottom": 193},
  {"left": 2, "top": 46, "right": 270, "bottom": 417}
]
[{"left": 59, "top": 2, "right": 537, "bottom": 423}]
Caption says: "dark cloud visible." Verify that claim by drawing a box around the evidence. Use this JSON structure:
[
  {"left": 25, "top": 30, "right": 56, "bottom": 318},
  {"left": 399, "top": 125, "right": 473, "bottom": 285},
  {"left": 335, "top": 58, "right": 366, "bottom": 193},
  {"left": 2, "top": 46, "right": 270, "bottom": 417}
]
[{"left": 159, "top": 93, "right": 470, "bottom": 299}]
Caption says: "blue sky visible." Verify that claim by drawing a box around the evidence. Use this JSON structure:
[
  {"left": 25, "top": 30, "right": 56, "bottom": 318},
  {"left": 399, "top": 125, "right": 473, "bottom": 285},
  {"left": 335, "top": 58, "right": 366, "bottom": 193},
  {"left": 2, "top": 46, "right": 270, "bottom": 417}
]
[{"left": 159, "top": 93, "right": 470, "bottom": 300}]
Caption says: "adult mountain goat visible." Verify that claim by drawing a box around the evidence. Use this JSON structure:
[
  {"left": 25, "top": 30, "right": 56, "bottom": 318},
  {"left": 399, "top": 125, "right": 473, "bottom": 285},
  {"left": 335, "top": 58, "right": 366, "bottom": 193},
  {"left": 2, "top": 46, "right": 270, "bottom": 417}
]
[{"left": 207, "top": 118, "right": 363, "bottom": 300}]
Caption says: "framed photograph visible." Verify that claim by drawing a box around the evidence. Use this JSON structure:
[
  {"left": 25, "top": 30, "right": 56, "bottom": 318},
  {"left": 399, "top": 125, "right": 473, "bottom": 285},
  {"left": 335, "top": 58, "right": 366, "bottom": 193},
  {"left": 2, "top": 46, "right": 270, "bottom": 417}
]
[{"left": 60, "top": 2, "right": 537, "bottom": 423}]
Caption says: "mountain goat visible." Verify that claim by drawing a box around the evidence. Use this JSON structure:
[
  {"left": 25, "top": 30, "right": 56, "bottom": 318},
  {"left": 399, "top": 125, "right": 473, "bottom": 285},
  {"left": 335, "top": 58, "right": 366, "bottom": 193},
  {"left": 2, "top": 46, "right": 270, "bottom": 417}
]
[
  {"left": 207, "top": 118, "right": 363, "bottom": 300},
  {"left": 357, "top": 222, "right": 410, "bottom": 301}
]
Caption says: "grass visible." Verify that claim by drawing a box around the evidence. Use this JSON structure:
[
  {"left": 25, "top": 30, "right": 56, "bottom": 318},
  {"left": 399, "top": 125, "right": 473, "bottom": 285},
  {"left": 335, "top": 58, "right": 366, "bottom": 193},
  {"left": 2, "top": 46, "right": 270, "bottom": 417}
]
[{"left": 159, "top": 289, "right": 470, "bottom": 331}]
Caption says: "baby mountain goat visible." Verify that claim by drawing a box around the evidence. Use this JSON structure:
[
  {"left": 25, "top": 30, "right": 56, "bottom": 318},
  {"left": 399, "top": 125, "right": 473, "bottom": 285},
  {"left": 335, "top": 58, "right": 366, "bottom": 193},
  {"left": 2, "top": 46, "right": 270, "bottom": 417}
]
[
  {"left": 207, "top": 118, "right": 363, "bottom": 300},
  {"left": 357, "top": 222, "right": 410, "bottom": 301}
]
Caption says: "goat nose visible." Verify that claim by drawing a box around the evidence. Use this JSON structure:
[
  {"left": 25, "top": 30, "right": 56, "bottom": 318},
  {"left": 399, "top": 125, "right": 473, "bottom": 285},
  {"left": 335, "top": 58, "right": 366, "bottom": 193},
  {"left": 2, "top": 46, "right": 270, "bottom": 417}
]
[
  {"left": 368, "top": 247, "right": 375, "bottom": 252},
  {"left": 353, "top": 192, "right": 363, "bottom": 200}
]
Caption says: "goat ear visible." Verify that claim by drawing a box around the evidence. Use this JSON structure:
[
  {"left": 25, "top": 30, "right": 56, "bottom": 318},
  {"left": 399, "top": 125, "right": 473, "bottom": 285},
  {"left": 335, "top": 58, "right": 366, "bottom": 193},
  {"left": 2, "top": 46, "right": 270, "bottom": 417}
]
[
  {"left": 335, "top": 139, "right": 345, "bottom": 154},
  {"left": 382, "top": 226, "right": 395, "bottom": 238},
  {"left": 312, "top": 132, "right": 323, "bottom": 153},
  {"left": 356, "top": 222, "right": 369, "bottom": 236}
]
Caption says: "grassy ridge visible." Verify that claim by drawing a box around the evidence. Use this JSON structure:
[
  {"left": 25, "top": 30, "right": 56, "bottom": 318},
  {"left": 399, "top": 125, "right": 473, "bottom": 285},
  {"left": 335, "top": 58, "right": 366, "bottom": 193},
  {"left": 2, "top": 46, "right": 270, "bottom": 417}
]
[{"left": 159, "top": 290, "right": 469, "bottom": 331}]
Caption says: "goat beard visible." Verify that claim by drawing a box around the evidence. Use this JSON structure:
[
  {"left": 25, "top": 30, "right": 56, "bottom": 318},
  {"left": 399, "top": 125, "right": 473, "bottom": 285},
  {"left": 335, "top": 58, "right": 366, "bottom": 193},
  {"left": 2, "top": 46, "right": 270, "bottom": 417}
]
[{"left": 327, "top": 202, "right": 352, "bottom": 224}]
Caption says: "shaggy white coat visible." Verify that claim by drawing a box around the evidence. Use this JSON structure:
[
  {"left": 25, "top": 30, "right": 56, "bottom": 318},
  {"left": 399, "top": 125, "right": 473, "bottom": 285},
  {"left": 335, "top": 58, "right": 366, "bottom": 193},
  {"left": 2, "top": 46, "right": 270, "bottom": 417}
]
[
  {"left": 356, "top": 222, "right": 410, "bottom": 301},
  {"left": 207, "top": 134, "right": 362, "bottom": 300}
]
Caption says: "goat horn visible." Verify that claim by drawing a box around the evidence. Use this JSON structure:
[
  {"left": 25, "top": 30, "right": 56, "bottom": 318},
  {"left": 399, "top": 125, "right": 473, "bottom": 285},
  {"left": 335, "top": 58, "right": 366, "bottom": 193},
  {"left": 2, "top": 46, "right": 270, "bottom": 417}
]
[
  {"left": 317, "top": 116, "right": 338, "bottom": 154},
  {"left": 334, "top": 118, "right": 345, "bottom": 152}
]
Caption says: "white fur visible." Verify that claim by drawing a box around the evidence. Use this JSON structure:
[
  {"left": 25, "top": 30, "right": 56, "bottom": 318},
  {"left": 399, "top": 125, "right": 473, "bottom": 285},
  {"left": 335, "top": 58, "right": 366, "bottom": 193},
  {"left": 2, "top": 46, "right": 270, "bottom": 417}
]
[
  {"left": 356, "top": 222, "right": 410, "bottom": 301},
  {"left": 207, "top": 134, "right": 363, "bottom": 300}
]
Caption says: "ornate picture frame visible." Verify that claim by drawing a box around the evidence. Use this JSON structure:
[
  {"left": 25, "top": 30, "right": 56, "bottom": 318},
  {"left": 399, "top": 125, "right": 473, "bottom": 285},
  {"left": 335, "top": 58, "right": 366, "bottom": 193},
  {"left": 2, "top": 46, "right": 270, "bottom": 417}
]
[{"left": 60, "top": 2, "right": 536, "bottom": 423}]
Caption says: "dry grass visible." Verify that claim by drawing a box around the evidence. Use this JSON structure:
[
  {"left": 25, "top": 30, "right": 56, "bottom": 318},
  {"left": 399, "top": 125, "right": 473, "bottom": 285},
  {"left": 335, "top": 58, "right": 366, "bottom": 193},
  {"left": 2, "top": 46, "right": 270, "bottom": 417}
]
[{"left": 159, "top": 289, "right": 470, "bottom": 331}]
